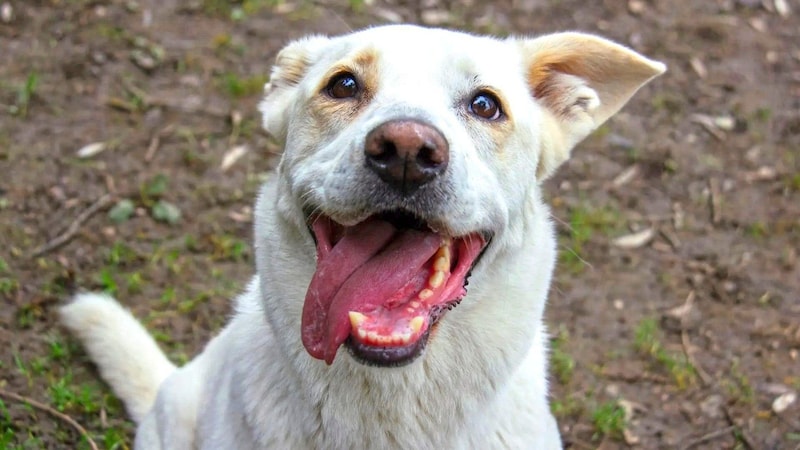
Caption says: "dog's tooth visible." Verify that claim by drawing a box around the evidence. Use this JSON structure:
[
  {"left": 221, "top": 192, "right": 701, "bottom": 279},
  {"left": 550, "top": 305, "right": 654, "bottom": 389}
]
[
  {"left": 400, "top": 333, "right": 411, "bottom": 345},
  {"left": 367, "top": 331, "right": 379, "bottom": 343},
  {"left": 357, "top": 329, "right": 367, "bottom": 340},
  {"left": 418, "top": 289, "right": 433, "bottom": 300},
  {"left": 433, "top": 255, "right": 449, "bottom": 273},
  {"left": 410, "top": 301, "right": 421, "bottom": 308},
  {"left": 433, "top": 246, "right": 451, "bottom": 272},
  {"left": 348, "top": 311, "right": 367, "bottom": 330},
  {"left": 429, "top": 271, "right": 445, "bottom": 289},
  {"left": 409, "top": 316, "right": 425, "bottom": 334}
]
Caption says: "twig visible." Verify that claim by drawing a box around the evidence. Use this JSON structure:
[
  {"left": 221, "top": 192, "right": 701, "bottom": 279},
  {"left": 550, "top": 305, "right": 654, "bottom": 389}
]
[
  {"left": 681, "top": 329, "right": 712, "bottom": 386},
  {"left": 29, "top": 193, "right": 112, "bottom": 258},
  {"left": 145, "top": 124, "right": 174, "bottom": 162},
  {"left": 600, "top": 368, "right": 669, "bottom": 384},
  {"left": 723, "top": 406, "right": 757, "bottom": 450},
  {"left": 680, "top": 425, "right": 736, "bottom": 449},
  {"left": 708, "top": 178, "right": 722, "bottom": 225},
  {"left": 690, "top": 114, "right": 726, "bottom": 141},
  {"left": 0, "top": 388, "right": 99, "bottom": 450}
]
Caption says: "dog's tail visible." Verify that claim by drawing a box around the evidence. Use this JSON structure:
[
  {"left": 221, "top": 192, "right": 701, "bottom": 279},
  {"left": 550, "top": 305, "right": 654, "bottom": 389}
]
[{"left": 59, "top": 293, "right": 176, "bottom": 423}]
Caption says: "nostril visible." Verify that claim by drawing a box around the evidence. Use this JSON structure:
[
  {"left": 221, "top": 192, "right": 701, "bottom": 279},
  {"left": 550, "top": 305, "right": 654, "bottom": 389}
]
[
  {"left": 417, "top": 144, "right": 443, "bottom": 168},
  {"left": 375, "top": 140, "right": 397, "bottom": 162}
]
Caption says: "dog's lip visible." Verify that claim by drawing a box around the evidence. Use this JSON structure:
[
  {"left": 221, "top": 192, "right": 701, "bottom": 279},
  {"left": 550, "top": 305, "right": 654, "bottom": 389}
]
[{"left": 344, "top": 329, "right": 430, "bottom": 367}]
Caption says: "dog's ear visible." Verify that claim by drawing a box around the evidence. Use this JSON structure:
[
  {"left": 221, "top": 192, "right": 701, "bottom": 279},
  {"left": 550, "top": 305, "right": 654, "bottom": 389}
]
[
  {"left": 518, "top": 33, "right": 665, "bottom": 179},
  {"left": 260, "top": 36, "right": 330, "bottom": 141}
]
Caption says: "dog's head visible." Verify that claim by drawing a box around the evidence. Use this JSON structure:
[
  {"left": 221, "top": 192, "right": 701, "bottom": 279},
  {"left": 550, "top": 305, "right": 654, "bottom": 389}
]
[{"left": 259, "top": 25, "right": 664, "bottom": 367}]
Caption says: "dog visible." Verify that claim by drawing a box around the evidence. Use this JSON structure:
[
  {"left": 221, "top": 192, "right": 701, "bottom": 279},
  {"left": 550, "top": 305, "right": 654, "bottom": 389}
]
[{"left": 60, "top": 25, "right": 664, "bottom": 449}]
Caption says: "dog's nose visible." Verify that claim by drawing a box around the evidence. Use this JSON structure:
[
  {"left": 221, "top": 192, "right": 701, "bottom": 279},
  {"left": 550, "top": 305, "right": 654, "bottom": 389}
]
[{"left": 364, "top": 120, "right": 449, "bottom": 195}]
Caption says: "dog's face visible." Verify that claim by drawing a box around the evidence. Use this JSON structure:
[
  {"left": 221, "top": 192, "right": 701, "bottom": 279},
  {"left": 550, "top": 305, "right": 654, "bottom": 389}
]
[{"left": 259, "top": 25, "right": 664, "bottom": 367}]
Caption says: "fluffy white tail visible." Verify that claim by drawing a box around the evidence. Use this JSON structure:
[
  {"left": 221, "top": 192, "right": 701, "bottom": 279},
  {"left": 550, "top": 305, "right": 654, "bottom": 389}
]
[{"left": 59, "top": 293, "right": 176, "bottom": 423}]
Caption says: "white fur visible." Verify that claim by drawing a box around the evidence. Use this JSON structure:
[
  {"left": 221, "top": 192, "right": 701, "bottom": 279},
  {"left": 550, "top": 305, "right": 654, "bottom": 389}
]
[{"left": 60, "top": 25, "right": 664, "bottom": 449}]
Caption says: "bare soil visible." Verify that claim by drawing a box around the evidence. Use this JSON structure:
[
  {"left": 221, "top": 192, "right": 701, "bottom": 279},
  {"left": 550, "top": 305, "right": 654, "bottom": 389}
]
[{"left": 1, "top": 0, "right": 798, "bottom": 448}]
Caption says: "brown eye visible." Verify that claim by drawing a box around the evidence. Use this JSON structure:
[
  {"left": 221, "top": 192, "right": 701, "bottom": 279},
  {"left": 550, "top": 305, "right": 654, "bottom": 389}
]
[
  {"left": 469, "top": 92, "right": 502, "bottom": 120},
  {"left": 326, "top": 73, "right": 359, "bottom": 99}
]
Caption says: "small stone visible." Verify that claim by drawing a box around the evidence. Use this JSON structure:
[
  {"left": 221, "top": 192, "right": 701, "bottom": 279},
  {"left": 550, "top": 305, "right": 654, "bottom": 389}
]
[
  {"left": 748, "top": 17, "right": 768, "bottom": 32},
  {"left": 1, "top": 2, "right": 12, "bottom": 23},
  {"left": 131, "top": 49, "right": 157, "bottom": 71},
  {"left": 628, "top": 0, "right": 646, "bottom": 15},
  {"left": 774, "top": 0, "right": 791, "bottom": 17},
  {"left": 714, "top": 115, "right": 736, "bottom": 131},
  {"left": 420, "top": 10, "right": 450, "bottom": 25}
]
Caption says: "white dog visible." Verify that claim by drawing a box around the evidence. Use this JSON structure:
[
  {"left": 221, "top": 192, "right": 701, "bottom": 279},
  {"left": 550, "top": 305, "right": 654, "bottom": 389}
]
[{"left": 61, "top": 25, "right": 664, "bottom": 449}]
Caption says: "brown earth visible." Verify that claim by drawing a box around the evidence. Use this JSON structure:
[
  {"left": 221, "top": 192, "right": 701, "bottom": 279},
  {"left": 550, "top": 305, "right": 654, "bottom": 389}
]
[{"left": 1, "top": 0, "right": 798, "bottom": 448}]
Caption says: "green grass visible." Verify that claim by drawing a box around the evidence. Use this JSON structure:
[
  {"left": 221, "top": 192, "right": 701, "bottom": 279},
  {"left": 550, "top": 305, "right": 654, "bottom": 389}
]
[
  {"left": 634, "top": 318, "right": 697, "bottom": 389},
  {"left": 559, "top": 203, "right": 622, "bottom": 273},
  {"left": 8, "top": 72, "right": 39, "bottom": 118},
  {"left": 0, "top": 256, "right": 18, "bottom": 297},
  {"left": 550, "top": 393, "right": 584, "bottom": 419},
  {"left": 216, "top": 72, "right": 269, "bottom": 98},
  {"left": 550, "top": 326, "right": 575, "bottom": 385},
  {"left": 722, "top": 359, "right": 754, "bottom": 404},
  {"left": 202, "top": 0, "right": 281, "bottom": 19},
  {"left": 591, "top": 401, "right": 626, "bottom": 440},
  {"left": 2, "top": 331, "right": 133, "bottom": 448}
]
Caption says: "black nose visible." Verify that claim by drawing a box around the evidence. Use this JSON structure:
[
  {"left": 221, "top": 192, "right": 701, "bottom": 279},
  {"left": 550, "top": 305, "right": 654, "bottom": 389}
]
[{"left": 364, "top": 120, "right": 449, "bottom": 196}]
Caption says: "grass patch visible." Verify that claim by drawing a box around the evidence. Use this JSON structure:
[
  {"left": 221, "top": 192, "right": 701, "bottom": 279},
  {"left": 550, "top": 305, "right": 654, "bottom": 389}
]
[
  {"left": 722, "top": 359, "right": 754, "bottom": 404},
  {"left": 634, "top": 318, "right": 697, "bottom": 389},
  {"left": 551, "top": 393, "right": 584, "bottom": 419},
  {"left": 550, "top": 326, "right": 575, "bottom": 385},
  {"left": 8, "top": 72, "right": 39, "bottom": 118},
  {"left": 216, "top": 72, "right": 269, "bottom": 98},
  {"left": 591, "top": 401, "right": 626, "bottom": 440},
  {"left": 202, "top": 0, "right": 281, "bottom": 19},
  {"left": 559, "top": 203, "right": 622, "bottom": 273},
  {"left": 0, "top": 256, "right": 19, "bottom": 297}
]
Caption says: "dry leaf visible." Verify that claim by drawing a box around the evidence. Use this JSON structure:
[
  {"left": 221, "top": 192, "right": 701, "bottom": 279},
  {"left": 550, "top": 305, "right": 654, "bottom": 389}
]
[
  {"left": 76, "top": 142, "right": 107, "bottom": 159},
  {"left": 612, "top": 228, "right": 655, "bottom": 249},
  {"left": 221, "top": 145, "right": 249, "bottom": 172},
  {"left": 772, "top": 391, "right": 796, "bottom": 413}
]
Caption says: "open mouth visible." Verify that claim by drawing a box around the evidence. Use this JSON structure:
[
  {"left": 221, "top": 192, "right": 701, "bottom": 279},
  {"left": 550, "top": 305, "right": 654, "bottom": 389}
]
[{"left": 301, "top": 210, "right": 489, "bottom": 367}]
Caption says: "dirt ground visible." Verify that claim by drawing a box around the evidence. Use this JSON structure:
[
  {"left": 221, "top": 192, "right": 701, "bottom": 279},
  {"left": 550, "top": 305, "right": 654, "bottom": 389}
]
[{"left": 0, "top": 0, "right": 798, "bottom": 448}]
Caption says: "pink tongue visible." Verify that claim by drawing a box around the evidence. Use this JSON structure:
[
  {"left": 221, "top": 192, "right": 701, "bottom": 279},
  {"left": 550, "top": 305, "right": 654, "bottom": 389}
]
[{"left": 301, "top": 220, "right": 441, "bottom": 364}]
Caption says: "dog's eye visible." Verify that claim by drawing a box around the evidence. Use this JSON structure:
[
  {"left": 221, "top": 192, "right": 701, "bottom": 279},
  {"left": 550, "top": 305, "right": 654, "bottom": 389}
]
[
  {"left": 469, "top": 92, "right": 502, "bottom": 120},
  {"left": 326, "top": 73, "right": 359, "bottom": 99}
]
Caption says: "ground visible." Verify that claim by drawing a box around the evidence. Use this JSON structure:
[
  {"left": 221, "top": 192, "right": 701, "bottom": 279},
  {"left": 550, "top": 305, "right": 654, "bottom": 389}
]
[{"left": 0, "top": 0, "right": 798, "bottom": 448}]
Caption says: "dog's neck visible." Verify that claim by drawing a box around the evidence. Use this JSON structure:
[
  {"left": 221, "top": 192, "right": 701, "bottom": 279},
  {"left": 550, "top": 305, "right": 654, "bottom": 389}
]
[{"left": 231, "top": 296, "right": 513, "bottom": 448}]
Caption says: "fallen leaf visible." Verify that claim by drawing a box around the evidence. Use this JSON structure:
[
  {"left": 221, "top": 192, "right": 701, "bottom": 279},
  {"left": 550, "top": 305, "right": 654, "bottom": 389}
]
[
  {"left": 76, "top": 142, "right": 107, "bottom": 159},
  {"left": 772, "top": 391, "right": 796, "bottom": 413},
  {"left": 151, "top": 200, "right": 181, "bottom": 225},
  {"left": 221, "top": 145, "right": 249, "bottom": 172},
  {"left": 108, "top": 199, "right": 135, "bottom": 224},
  {"left": 612, "top": 228, "right": 655, "bottom": 249}
]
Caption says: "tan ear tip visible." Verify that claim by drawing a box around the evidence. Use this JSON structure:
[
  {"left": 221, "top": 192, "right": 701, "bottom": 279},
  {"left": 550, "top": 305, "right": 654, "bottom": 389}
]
[{"left": 649, "top": 60, "right": 668, "bottom": 76}]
